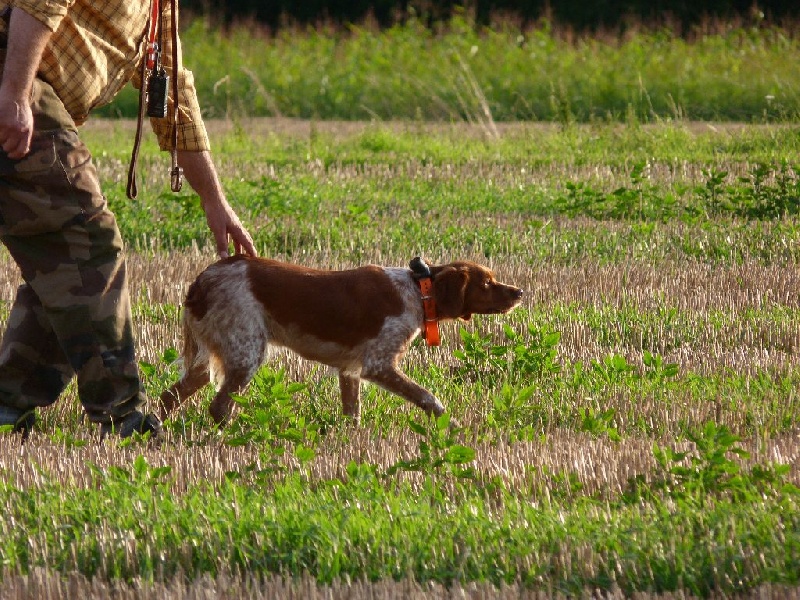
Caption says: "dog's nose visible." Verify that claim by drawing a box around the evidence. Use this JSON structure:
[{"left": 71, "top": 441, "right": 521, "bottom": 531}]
[{"left": 514, "top": 288, "right": 524, "bottom": 299}]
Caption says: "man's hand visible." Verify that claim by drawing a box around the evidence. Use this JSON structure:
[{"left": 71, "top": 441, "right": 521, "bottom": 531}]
[
  {"left": 0, "top": 8, "right": 52, "bottom": 159},
  {"left": 202, "top": 195, "right": 257, "bottom": 258},
  {"left": 177, "top": 150, "right": 257, "bottom": 258},
  {"left": 0, "top": 95, "right": 34, "bottom": 158}
]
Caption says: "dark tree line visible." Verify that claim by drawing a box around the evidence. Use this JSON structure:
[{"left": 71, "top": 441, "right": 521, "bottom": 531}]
[{"left": 184, "top": 1, "right": 795, "bottom": 31}]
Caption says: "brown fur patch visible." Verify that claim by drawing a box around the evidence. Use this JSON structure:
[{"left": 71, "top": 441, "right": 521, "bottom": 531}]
[{"left": 246, "top": 258, "right": 405, "bottom": 347}]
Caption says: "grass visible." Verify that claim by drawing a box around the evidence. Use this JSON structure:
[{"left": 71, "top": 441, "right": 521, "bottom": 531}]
[
  {"left": 0, "top": 451, "right": 797, "bottom": 595},
  {"left": 1, "top": 113, "right": 800, "bottom": 597},
  {"left": 87, "top": 119, "right": 800, "bottom": 264}
]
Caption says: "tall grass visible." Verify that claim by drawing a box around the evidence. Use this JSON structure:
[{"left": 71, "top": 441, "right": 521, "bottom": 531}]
[{"left": 98, "top": 16, "right": 800, "bottom": 123}]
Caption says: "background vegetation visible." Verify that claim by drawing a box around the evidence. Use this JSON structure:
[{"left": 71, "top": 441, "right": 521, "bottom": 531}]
[
  {"left": 100, "top": 16, "right": 800, "bottom": 122},
  {"left": 181, "top": 0, "right": 796, "bottom": 33}
]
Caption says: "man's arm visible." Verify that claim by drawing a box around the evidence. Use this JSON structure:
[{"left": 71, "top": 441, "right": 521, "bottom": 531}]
[
  {"left": 151, "top": 1, "right": 255, "bottom": 258},
  {"left": 0, "top": 8, "right": 51, "bottom": 158},
  {"left": 177, "top": 150, "right": 257, "bottom": 258}
]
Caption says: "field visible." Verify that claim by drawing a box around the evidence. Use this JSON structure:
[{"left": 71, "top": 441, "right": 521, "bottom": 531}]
[
  {"left": 2, "top": 18, "right": 800, "bottom": 600},
  {"left": 0, "top": 117, "right": 798, "bottom": 598}
]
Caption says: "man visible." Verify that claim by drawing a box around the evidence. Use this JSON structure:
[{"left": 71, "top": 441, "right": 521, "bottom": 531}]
[{"left": 0, "top": 1, "right": 257, "bottom": 439}]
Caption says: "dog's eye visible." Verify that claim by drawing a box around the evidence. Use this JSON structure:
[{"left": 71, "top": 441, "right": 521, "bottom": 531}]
[{"left": 483, "top": 279, "right": 491, "bottom": 289}]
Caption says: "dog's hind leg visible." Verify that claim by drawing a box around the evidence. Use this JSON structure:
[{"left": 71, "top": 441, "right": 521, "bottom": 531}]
[
  {"left": 158, "top": 317, "right": 211, "bottom": 420},
  {"left": 339, "top": 372, "right": 361, "bottom": 424},
  {"left": 158, "top": 364, "right": 210, "bottom": 421},
  {"left": 363, "top": 366, "right": 445, "bottom": 417},
  {"left": 207, "top": 334, "right": 266, "bottom": 425},
  {"left": 208, "top": 365, "right": 257, "bottom": 425}
]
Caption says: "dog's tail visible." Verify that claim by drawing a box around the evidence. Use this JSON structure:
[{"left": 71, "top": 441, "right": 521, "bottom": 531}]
[
  {"left": 180, "top": 308, "right": 223, "bottom": 386},
  {"left": 181, "top": 275, "right": 218, "bottom": 380},
  {"left": 180, "top": 310, "right": 200, "bottom": 374}
]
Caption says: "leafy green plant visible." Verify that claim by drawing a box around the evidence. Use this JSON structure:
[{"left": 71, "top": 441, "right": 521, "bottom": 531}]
[
  {"left": 696, "top": 167, "right": 729, "bottom": 215},
  {"left": 453, "top": 328, "right": 508, "bottom": 380},
  {"left": 562, "top": 181, "right": 606, "bottom": 217},
  {"left": 485, "top": 384, "right": 544, "bottom": 443},
  {"left": 386, "top": 413, "right": 476, "bottom": 492},
  {"left": 139, "top": 347, "right": 181, "bottom": 406},
  {"left": 699, "top": 162, "right": 800, "bottom": 220},
  {"left": 223, "top": 367, "right": 312, "bottom": 480},
  {"left": 579, "top": 407, "right": 621, "bottom": 442},
  {"left": 92, "top": 454, "right": 174, "bottom": 490},
  {"left": 591, "top": 353, "right": 636, "bottom": 385},
  {"left": 628, "top": 422, "right": 799, "bottom": 505},
  {"left": 642, "top": 349, "right": 679, "bottom": 382},
  {"left": 225, "top": 367, "right": 310, "bottom": 448},
  {"left": 504, "top": 323, "right": 562, "bottom": 379},
  {"left": 454, "top": 323, "right": 561, "bottom": 384},
  {"left": 560, "top": 163, "right": 680, "bottom": 221},
  {"left": 734, "top": 161, "right": 800, "bottom": 219},
  {"left": 656, "top": 422, "right": 751, "bottom": 503},
  {"left": 47, "top": 427, "right": 88, "bottom": 448}
]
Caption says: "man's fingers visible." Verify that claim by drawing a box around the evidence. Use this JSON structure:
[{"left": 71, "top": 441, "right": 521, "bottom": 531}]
[
  {"left": 212, "top": 227, "right": 230, "bottom": 259},
  {"left": 1, "top": 127, "right": 32, "bottom": 159},
  {"left": 3, "top": 136, "right": 30, "bottom": 159},
  {"left": 210, "top": 220, "right": 256, "bottom": 259},
  {"left": 236, "top": 229, "right": 257, "bottom": 257}
]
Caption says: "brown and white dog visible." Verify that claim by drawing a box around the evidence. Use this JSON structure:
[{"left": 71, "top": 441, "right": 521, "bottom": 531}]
[{"left": 158, "top": 256, "right": 524, "bottom": 425}]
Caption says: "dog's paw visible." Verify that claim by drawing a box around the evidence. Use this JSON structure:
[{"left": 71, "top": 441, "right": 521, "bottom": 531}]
[{"left": 425, "top": 398, "right": 446, "bottom": 417}]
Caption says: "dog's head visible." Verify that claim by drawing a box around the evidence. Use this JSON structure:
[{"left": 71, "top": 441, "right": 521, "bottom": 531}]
[{"left": 430, "top": 261, "right": 523, "bottom": 321}]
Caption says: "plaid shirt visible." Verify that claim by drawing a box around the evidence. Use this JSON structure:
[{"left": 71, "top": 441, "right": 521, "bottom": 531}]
[{"left": 0, "top": 0, "right": 209, "bottom": 151}]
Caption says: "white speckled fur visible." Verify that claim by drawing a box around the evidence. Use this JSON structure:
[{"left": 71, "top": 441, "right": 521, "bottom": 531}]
[{"left": 184, "top": 260, "right": 268, "bottom": 385}]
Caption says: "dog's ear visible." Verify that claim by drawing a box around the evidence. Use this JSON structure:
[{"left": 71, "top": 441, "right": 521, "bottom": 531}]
[{"left": 433, "top": 266, "right": 469, "bottom": 320}]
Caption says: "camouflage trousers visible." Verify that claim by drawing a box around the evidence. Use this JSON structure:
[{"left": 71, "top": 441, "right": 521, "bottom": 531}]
[{"left": 0, "top": 76, "right": 145, "bottom": 424}]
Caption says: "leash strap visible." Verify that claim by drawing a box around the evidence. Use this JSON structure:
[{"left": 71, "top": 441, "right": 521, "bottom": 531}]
[
  {"left": 126, "top": 0, "right": 182, "bottom": 199},
  {"left": 418, "top": 277, "right": 440, "bottom": 346},
  {"left": 126, "top": 55, "right": 149, "bottom": 199},
  {"left": 169, "top": 0, "right": 182, "bottom": 192}
]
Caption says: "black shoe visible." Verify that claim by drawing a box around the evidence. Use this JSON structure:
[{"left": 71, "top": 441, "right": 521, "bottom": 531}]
[
  {"left": 100, "top": 410, "right": 163, "bottom": 440},
  {"left": 0, "top": 406, "right": 36, "bottom": 441}
]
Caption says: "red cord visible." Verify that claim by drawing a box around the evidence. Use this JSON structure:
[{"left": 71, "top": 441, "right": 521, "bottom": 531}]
[{"left": 145, "top": 0, "right": 160, "bottom": 69}]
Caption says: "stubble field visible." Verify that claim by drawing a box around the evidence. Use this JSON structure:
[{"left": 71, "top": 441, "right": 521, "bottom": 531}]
[{"left": 1, "top": 116, "right": 800, "bottom": 598}]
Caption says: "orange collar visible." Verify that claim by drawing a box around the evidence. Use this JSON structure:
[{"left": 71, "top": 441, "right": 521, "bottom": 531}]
[{"left": 417, "top": 277, "right": 440, "bottom": 346}]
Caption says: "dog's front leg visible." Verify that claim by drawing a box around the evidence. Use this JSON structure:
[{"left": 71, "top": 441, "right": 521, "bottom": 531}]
[
  {"left": 363, "top": 366, "right": 445, "bottom": 417},
  {"left": 339, "top": 372, "right": 361, "bottom": 424}
]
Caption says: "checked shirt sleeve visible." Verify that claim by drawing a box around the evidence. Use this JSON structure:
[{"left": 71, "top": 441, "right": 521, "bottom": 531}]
[{"left": 12, "top": 0, "right": 71, "bottom": 32}]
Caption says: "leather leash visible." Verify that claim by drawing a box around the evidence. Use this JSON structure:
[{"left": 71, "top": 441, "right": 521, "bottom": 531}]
[
  {"left": 126, "top": 0, "right": 182, "bottom": 199},
  {"left": 168, "top": 0, "right": 182, "bottom": 193},
  {"left": 126, "top": 38, "right": 149, "bottom": 199}
]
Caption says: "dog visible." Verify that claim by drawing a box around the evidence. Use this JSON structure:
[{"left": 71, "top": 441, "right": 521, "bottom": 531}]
[{"left": 158, "top": 256, "right": 524, "bottom": 425}]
